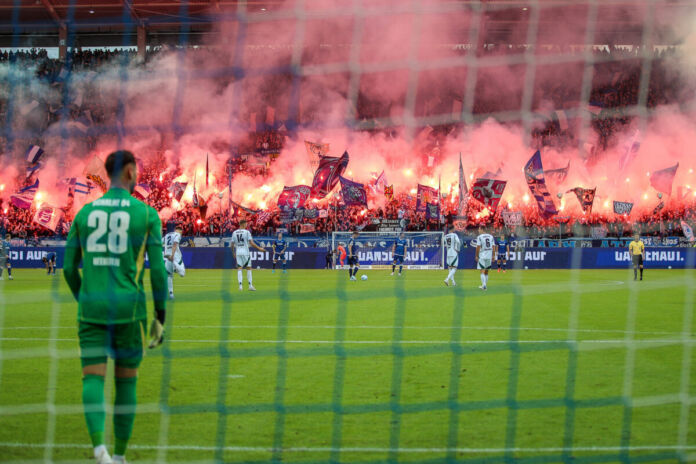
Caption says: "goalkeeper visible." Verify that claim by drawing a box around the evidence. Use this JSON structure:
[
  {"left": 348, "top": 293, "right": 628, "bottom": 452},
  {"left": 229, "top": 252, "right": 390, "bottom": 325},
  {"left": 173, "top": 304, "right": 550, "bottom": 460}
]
[{"left": 64, "top": 150, "right": 168, "bottom": 464}]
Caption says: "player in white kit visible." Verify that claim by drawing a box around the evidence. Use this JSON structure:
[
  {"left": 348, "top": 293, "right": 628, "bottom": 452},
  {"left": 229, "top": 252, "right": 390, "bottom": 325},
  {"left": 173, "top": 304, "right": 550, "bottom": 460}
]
[
  {"left": 232, "top": 219, "right": 267, "bottom": 291},
  {"left": 163, "top": 224, "right": 186, "bottom": 299},
  {"left": 443, "top": 226, "right": 461, "bottom": 286},
  {"left": 475, "top": 228, "right": 497, "bottom": 291}
]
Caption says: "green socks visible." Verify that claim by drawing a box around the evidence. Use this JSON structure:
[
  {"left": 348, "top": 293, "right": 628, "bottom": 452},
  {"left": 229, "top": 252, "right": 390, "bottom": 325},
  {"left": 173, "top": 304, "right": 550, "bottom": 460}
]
[
  {"left": 114, "top": 376, "right": 138, "bottom": 456},
  {"left": 82, "top": 374, "right": 106, "bottom": 447}
]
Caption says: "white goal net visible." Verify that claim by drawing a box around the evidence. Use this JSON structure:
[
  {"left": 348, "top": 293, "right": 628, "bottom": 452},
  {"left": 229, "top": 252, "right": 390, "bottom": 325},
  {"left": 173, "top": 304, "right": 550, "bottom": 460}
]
[{"left": 331, "top": 231, "right": 444, "bottom": 269}]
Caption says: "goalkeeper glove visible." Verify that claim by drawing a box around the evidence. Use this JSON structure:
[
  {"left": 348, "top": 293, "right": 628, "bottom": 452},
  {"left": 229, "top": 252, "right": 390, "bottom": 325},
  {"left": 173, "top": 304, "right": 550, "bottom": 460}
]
[{"left": 148, "top": 309, "right": 166, "bottom": 349}]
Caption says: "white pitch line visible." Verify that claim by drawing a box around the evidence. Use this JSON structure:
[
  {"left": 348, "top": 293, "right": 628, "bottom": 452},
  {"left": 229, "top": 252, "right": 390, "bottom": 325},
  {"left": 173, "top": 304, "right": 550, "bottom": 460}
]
[
  {"left": 3, "top": 325, "right": 687, "bottom": 336},
  {"left": 0, "top": 442, "right": 695, "bottom": 454},
  {"left": 0, "top": 337, "right": 691, "bottom": 346}
]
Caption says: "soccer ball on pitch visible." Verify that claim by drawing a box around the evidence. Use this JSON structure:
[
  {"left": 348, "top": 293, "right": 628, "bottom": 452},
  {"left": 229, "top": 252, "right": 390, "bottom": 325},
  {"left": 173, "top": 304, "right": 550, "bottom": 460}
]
[{"left": 361, "top": 274, "right": 368, "bottom": 281}]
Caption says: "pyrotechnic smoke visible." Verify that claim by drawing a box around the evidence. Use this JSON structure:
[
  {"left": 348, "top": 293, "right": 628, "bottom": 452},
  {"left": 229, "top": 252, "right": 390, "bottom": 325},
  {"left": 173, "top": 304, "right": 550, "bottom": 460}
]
[{"left": 1, "top": 0, "right": 695, "bottom": 220}]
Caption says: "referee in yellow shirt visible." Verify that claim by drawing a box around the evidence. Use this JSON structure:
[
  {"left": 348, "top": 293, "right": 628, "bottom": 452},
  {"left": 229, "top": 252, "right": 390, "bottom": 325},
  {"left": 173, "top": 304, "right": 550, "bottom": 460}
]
[{"left": 628, "top": 233, "right": 645, "bottom": 281}]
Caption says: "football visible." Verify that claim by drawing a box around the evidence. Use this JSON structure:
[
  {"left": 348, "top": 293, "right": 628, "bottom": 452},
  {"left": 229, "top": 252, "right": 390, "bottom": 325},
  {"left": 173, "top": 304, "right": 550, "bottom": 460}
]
[{"left": 361, "top": 275, "right": 368, "bottom": 281}]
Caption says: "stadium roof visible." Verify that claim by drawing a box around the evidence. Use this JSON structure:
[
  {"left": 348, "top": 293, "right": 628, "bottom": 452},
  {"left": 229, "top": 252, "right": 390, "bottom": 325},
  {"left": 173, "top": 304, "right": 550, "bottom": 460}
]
[{"left": 0, "top": 0, "right": 693, "bottom": 48}]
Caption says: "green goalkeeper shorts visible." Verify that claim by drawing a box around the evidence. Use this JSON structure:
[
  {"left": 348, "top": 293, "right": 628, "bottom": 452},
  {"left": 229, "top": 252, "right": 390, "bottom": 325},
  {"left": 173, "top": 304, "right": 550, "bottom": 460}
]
[{"left": 78, "top": 320, "right": 147, "bottom": 369}]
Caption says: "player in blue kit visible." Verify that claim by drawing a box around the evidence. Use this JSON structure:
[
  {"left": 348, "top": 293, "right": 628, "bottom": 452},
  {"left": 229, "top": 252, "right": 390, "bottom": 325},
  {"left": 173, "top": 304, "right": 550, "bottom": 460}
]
[
  {"left": 496, "top": 235, "right": 508, "bottom": 273},
  {"left": 347, "top": 230, "right": 360, "bottom": 281},
  {"left": 391, "top": 232, "right": 408, "bottom": 276},
  {"left": 272, "top": 232, "right": 288, "bottom": 273},
  {"left": 0, "top": 233, "right": 13, "bottom": 280},
  {"left": 43, "top": 251, "right": 57, "bottom": 275}
]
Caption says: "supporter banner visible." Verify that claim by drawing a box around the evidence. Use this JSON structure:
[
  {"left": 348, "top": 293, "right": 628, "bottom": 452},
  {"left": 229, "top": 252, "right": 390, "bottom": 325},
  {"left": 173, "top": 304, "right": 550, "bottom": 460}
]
[
  {"left": 416, "top": 184, "right": 439, "bottom": 213},
  {"left": 311, "top": 151, "right": 349, "bottom": 198},
  {"left": 502, "top": 211, "right": 523, "bottom": 226},
  {"left": 452, "top": 216, "right": 468, "bottom": 231},
  {"left": 376, "top": 219, "right": 405, "bottom": 232},
  {"left": 83, "top": 156, "right": 108, "bottom": 193},
  {"left": 169, "top": 181, "right": 188, "bottom": 201},
  {"left": 12, "top": 247, "right": 696, "bottom": 269},
  {"left": 613, "top": 201, "right": 633, "bottom": 215},
  {"left": 299, "top": 223, "right": 316, "bottom": 234},
  {"left": 304, "top": 140, "right": 329, "bottom": 168},
  {"left": 682, "top": 220, "right": 695, "bottom": 243},
  {"left": 277, "top": 185, "right": 312, "bottom": 210},
  {"left": 33, "top": 205, "right": 64, "bottom": 232},
  {"left": 339, "top": 176, "right": 368, "bottom": 207},
  {"left": 568, "top": 187, "right": 596, "bottom": 213},
  {"left": 524, "top": 151, "right": 557, "bottom": 218},
  {"left": 591, "top": 226, "right": 608, "bottom": 239},
  {"left": 471, "top": 178, "right": 507, "bottom": 211}
]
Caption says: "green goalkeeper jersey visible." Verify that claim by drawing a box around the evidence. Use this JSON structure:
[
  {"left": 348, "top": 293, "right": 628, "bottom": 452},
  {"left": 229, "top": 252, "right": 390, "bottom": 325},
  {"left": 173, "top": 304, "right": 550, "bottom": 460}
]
[{"left": 64, "top": 187, "right": 168, "bottom": 324}]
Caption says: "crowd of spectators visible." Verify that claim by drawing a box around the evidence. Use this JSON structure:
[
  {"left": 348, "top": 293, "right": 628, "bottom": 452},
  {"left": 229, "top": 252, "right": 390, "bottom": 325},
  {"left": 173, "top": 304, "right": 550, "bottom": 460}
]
[{"left": 1, "top": 44, "right": 694, "bottom": 242}]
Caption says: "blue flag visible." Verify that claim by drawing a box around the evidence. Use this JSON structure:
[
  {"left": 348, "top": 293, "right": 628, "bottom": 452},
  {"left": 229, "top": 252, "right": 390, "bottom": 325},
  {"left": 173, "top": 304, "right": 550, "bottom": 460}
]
[
  {"left": 524, "top": 151, "right": 557, "bottom": 219},
  {"left": 339, "top": 176, "right": 368, "bottom": 207}
]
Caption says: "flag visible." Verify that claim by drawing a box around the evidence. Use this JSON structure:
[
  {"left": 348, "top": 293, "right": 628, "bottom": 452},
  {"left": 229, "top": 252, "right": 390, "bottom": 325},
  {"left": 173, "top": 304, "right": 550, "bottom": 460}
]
[
  {"left": 339, "top": 176, "right": 368, "bottom": 207},
  {"left": 68, "top": 178, "right": 94, "bottom": 196},
  {"left": 169, "top": 182, "right": 188, "bottom": 201},
  {"left": 502, "top": 211, "right": 523, "bottom": 226},
  {"left": 20, "top": 178, "right": 39, "bottom": 195},
  {"left": 457, "top": 153, "right": 468, "bottom": 216},
  {"left": 205, "top": 153, "right": 209, "bottom": 188},
  {"left": 471, "top": 178, "right": 507, "bottom": 211},
  {"left": 230, "top": 200, "right": 259, "bottom": 216},
  {"left": 83, "top": 156, "right": 108, "bottom": 193},
  {"left": 613, "top": 201, "right": 634, "bottom": 215},
  {"left": 311, "top": 151, "right": 349, "bottom": 198},
  {"left": 546, "top": 161, "right": 570, "bottom": 183},
  {"left": 650, "top": 163, "right": 679, "bottom": 195},
  {"left": 567, "top": 187, "right": 596, "bottom": 213},
  {"left": 26, "top": 162, "right": 43, "bottom": 178},
  {"left": 10, "top": 179, "right": 39, "bottom": 210},
  {"left": 524, "top": 151, "right": 558, "bottom": 218},
  {"left": 25, "top": 145, "right": 44, "bottom": 164},
  {"left": 133, "top": 183, "right": 151, "bottom": 199},
  {"left": 416, "top": 184, "right": 439, "bottom": 212},
  {"left": 619, "top": 130, "right": 641, "bottom": 171},
  {"left": 370, "top": 171, "right": 387, "bottom": 195},
  {"left": 682, "top": 220, "right": 695, "bottom": 243},
  {"left": 304, "top": 141, "right": 329, "bottom": 168},
  {"left": 277, "top": 185, "right": 312, "bottom": 210},
  {"left": 653, "top": 201, "right": 665, "bottom": 215},
  {"left": 33, "top": 205, "right": 64, "bottom": 232},
  {"left": 300, "top": 223, "right": 316, "bottom": 234},
  {"left": 192, "top": 174, "right": 199, "bottom": 207},
  {"left": 256, "top": 210, "right": 273, "bottom": 226},
  {"left": 384, "top": 185, "right": 394, "bottom": 201}
]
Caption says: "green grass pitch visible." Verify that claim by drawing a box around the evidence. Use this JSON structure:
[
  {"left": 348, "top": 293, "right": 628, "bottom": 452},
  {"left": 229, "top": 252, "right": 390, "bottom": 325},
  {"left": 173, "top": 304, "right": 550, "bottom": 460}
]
[{"left": 1, "top": 268, "right": 695, "bottom": 463}]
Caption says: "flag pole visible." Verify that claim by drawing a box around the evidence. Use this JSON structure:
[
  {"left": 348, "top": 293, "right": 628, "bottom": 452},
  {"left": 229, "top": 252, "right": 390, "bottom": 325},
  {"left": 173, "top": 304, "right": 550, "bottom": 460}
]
[{"left": 438, "top": 174, "right": 442, "bottom": 229}]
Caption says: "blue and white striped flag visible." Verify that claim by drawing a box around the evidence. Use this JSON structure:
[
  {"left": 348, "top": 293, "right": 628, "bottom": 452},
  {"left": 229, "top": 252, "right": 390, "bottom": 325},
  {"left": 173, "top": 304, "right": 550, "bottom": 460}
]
[
  {"left": 25, "top": 145, "right": 44, "bottom": 164},
  {"left": 20, "top": 179, "right": 39, "bottom": 195},
  {"left": 67, "top": 178, "right": 93, "bottom": 195}
]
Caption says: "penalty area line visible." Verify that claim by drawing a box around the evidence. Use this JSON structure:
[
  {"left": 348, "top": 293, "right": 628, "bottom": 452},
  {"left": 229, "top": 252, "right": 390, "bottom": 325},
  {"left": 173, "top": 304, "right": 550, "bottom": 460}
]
[{"left": 0, "top": 442, "right": 695, "bottom": 454}]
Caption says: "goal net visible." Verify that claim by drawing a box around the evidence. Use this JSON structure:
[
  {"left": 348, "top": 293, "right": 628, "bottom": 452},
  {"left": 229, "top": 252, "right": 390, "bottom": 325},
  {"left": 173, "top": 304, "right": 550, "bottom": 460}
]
[
  {"left": 2, "top": 0, "right": 695, "bottom": 463},
  {"left": 331, "top": 231, "right": 444, "bottom": 269}
]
